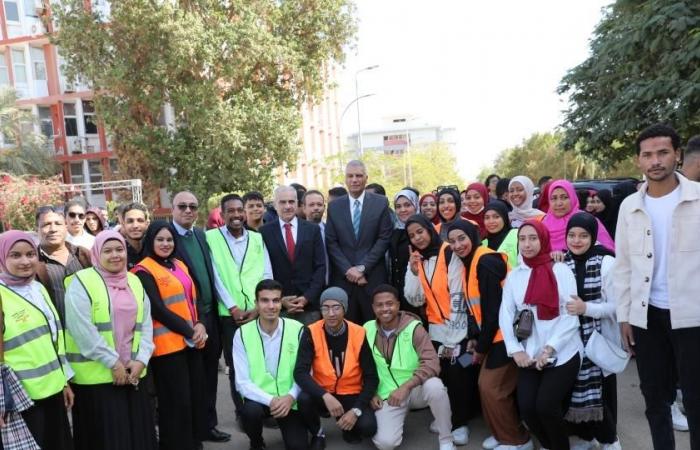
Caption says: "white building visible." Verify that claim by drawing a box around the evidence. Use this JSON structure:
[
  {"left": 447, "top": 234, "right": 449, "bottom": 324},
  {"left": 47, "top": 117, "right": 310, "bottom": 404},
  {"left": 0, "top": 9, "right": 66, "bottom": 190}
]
[{"left": 346, "top": 118, "right": 457, "bottom": 155}]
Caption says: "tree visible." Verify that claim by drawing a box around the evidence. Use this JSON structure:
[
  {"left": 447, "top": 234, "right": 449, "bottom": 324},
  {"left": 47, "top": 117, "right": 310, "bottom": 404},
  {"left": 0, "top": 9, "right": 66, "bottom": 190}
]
[
  {"left": 0, "top": 87, "right": 59, "bottom": 177},
  {"left": 558, "top": 0, "right": 700, "bottom": 163},
  {"left": 334, "top": 143, "right": 466, "bottom": 197},
  {"left": 0, "top": 173, "right": 63, "bottom": 230},
  {"left": 477, "top": 132, "right": 639, "bottom": 182},
  {"left": 52, "top": 0, "right": 356, "bottom": 204}
]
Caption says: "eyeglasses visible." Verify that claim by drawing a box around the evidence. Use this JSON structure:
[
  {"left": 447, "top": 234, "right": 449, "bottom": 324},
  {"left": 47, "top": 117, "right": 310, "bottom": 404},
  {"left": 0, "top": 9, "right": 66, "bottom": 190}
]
[
  {"left": 320, "top": 304, "right": 344, "bottom": 314},
  {"left": 67, "top": 212, "right": 86, "bottom": 220},
  {"left": 435, "top": 185, "right": 459, "bottom": 194},
  {"left": 176, "top": 203, "right": 199, "bottom": 211}
]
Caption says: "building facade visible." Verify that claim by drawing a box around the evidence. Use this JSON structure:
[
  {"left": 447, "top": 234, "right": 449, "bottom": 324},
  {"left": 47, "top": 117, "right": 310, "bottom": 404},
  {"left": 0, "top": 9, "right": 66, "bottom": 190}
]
[{"left": 346, "top": 118, "right": 457, "bottom": 156}]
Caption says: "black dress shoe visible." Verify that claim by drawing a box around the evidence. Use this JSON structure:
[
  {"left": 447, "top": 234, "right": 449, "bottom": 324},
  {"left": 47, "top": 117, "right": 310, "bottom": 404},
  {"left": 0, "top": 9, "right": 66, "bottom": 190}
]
[
  {"left": 310, "top": 435, "right": 326, "bottom": 450},
  {"left": 206, "top": 427, "right": 231, "bottom": 442}
]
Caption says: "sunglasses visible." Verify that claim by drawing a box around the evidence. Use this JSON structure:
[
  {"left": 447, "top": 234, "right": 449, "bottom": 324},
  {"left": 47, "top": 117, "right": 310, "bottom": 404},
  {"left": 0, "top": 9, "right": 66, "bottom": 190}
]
[
  {"left": 68, "top": 212, "right": 86, "bottom": 220},
  {"left": 176, "top": 203, "right": 199, "bottom": 211}
]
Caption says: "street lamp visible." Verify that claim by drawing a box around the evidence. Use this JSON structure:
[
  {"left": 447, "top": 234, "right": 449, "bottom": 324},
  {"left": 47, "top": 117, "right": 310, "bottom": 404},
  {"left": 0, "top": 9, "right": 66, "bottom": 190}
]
[
  {"left": 393, "top": 116, "right": 418, "bottom": 186},
  {"left": 355, "top": 64, "right": 379, "bottom": 157},
  {"left": 337, "top": 93, "right": 375, "bottom": 172}
]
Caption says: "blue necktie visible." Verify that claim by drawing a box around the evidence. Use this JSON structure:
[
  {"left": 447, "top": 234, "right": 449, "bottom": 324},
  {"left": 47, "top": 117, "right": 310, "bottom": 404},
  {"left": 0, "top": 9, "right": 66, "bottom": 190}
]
[{"left": 352, "top": 199, "right": 361, "bottom": 237}]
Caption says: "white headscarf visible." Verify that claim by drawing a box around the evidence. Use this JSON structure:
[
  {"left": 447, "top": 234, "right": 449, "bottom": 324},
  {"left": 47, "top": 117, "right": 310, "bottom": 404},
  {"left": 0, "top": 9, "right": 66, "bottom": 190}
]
[
  {"left": 393, "top": 189, "right": 419, "bottom": 229},
  {"left": 507, "top": 176, "right": 544, "bottom": 227}
]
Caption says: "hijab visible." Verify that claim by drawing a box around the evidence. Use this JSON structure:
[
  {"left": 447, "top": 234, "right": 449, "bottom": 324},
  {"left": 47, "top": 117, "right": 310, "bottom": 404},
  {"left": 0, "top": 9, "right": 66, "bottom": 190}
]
[
  {"left": 0, "top": 230, "right": 37, "bottom": 287},
  {"left": 405, "top": 214, "right": 443, "bottom": 260},
  {"left": 483, "top": 201, "right": 512, "bottom": 251},
  {"left": 508, "top": 176, "right": 544, "bottom": 227},
  {"left": 419, "top": 193, "right": 440, "bottom": 225},
  {"left": 537, "top": 180, "right": 553, "bottom": 214},
  {"left": 90, "top": 230, "right": 129, "bottom": 290},
  {"left": 393, "top": 189, "right": 420, "bottom": 230},
  {"left": 446, "top": 219, "right": 480, "bottom": 267},
  {"left": 85, "top": 207, "right": 107, "bottom": 235},
  {"left": 542, "top": 180, "right": 615, "bottom": 252},
  {"left": 141, "top": 220, "right": 178, "bottom": 268},
  {"left": 592, "top": 189, "right": 617, "bottom": 239},
  {"left": 520, "top": 220, "right": 559, "bottom": 320},
  {"left": 565, "top": 212, "right": 615, "bottom": 295},
  {"left": 436, "top": 188, "right": 461, "bottom": 223},
  {"left": 461, "top": 183, "right": 489, "bottom": 237}
]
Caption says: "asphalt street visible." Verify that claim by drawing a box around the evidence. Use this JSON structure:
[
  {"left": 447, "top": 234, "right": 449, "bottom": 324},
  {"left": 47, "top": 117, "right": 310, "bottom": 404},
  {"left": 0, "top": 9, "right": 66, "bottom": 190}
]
[{"left": 204, "top": 360, "right": 690, "bottom": 449}]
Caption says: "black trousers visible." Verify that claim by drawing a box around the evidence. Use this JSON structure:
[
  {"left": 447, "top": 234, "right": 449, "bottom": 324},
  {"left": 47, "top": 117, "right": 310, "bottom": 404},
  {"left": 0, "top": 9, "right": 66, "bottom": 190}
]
[
  {"left": 633, "top": 305, "right": 700, "bottom": 450},
  {"left": 296, "top": 391, "right": 377, "bottom": 441},
  {"left": 568, "top": 374, "right": 618, "bottom": 444},
  {"left": 220, "top": 317, "right": 244, "bottom": 414},
  {"left": 240, "top": 399, "right": 309, "bottom": 450},
  {"left": 200, "top": 311, "right": 222, "bottom": 429},
  {"left": 433, "top": 340, "right": 481, "bottom": 429},
  {"left": 8, "top": 391, "right": 74, "bottom": 450},
  {"left": 517, "top": 353, "right": 580, "bottom": 450},
  {"left": 151, "top": 349, "right": 208, "bottom": 450}
]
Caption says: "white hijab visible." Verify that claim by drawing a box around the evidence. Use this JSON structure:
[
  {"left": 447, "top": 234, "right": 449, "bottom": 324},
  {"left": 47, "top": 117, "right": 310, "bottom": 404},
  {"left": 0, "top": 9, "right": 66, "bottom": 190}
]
[{"left": 508, "top": 176, "right": 543, "bottom": 227}]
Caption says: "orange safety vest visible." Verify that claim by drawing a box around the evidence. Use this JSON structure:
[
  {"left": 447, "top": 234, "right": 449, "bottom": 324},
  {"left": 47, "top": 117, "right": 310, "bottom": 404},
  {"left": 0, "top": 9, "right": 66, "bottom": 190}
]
[
  {"left": 434, "top": 218, "right": 478, "bottom": 236},
  {"left": 308, "top": 320, "right": 365, "bottom": 395},
  {"left": 133, "top": 257, "right": 198, "bottom": 357},
  {"left": 462, "top": 246, "right": 508, "bottom": 344}
]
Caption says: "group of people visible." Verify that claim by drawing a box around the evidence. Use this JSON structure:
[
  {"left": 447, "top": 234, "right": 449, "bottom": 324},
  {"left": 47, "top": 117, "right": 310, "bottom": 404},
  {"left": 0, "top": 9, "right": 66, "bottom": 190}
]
[{"left": 1, "top": 123, "right": 699, "bottom": 450}]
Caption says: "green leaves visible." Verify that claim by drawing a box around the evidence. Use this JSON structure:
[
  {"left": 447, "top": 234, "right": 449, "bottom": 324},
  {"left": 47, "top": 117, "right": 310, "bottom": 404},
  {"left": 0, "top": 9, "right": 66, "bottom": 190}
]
[{"left": 52, "top": 0, "right": 355, "bottom": 203}]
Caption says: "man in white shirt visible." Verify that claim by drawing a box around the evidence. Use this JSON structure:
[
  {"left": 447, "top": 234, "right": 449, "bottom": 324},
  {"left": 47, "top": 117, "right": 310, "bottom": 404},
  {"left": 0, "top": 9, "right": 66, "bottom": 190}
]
[
  {"left": 615, "top": 124, "right": 700, "bottom": 450},
  {"left": 232, "top": 279, "right": 310, "bottom": 450},
  {"left": 64, "top": 199, "right": 95, "bottom": 250}
]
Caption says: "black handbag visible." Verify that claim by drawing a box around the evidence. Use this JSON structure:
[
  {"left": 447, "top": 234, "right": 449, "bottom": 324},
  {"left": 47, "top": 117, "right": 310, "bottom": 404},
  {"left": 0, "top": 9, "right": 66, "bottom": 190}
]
[{"left": 513, "top": 309, "right": 534, "bottom": 341}]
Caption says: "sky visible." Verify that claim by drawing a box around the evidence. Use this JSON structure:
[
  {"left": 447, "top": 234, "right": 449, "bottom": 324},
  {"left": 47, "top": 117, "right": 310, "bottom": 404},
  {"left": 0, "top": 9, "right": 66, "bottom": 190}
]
[{"left": 336, "top": 0, "right": 612, "bottom": 181}]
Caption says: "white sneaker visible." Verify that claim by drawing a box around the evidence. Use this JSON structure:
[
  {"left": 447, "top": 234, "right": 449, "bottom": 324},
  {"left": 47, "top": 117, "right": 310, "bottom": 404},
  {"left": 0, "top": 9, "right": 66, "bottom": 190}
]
[
  {"left": 672, "top": 402, "right": 689, "bottom": 431},
  {"left": 601, "top": 440, "right": 622, "bottom": 450},
  {"left": 439, "top": 442, "right": 457, "bottom": 450},
  {"left": 452, "top": 426, "right": 469, "bottom": 446},
  {"left": 429, "top": 420, "right": 439, "bottom": 434},
  {"left": 570, "top": 437, "right": 596, "bottom": 450},
  {"left": 483, "top": 435, "right": 500, "bottom": 449},
  {"left": 493, "top": 440, "right": 534, "bottom": 450},
  {"left": 677, "top": 389, "right": 685, "bottom": 414}
]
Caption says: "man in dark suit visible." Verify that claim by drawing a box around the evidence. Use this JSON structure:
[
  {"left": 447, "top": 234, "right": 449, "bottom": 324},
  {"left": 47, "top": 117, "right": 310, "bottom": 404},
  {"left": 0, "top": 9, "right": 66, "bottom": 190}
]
[
  {"left": 171, "top": 191, "right": 231, "bottom": 443},
  {"left": 325, "top": 160, "right": 394, "bottom": 323},
  {"left": 260, "top": 185, "right": 326, "bottom": 325}
]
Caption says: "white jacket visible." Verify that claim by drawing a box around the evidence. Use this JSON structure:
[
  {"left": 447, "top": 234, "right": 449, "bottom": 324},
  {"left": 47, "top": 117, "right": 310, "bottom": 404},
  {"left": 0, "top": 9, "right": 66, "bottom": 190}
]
[{"left": 613, "top": 174, "right": 700, "bottom": 329}]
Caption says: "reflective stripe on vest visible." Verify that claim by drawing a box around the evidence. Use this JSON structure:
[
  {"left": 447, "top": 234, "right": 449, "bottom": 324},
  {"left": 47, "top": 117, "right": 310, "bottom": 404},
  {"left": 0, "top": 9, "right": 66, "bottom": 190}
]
[
  {"left": 0, "top": 284, "right": 68, "bottom": 400},
  {"left": 240, "top": 318, "right": 303, "bottom": 409},
  {"left": 64, "top": 268, "right": 147, "bottom": 385},
  {"left": 309, "top": 320, "right": 365, "bottom": 395},
  {"left": 133, "top": 257, "right": 196, "bottom": 357},
  {"left": 417, "top": 242, "right": 452, "bottom": 324},
  {"left": 364, "top": 319, "right": 420, "bottom": 400},
  {"left": 205, "top": 228, "right": 264, "bottom": 316},
  {"left": 463, "top": 246, "right": 509, "bottom": 344}
]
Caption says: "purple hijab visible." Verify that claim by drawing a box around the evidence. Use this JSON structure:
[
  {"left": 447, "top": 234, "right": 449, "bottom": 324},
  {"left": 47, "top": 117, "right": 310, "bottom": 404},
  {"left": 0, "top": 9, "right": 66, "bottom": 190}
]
[{"left": 0, "top": 230, "right": 37, "bottom": 287}]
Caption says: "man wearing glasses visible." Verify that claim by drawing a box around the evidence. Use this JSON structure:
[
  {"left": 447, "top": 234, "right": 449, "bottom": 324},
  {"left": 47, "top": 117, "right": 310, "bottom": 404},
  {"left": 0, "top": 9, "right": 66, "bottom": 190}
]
[
  {"left": 294, "top": 287, "right": 378, "bottom": 448},
  {"left": 64, "top": 199, "right": 95, "bottom": 250},
  {"left": 170, "top": 191, "right": 232, "bottom": 443}
]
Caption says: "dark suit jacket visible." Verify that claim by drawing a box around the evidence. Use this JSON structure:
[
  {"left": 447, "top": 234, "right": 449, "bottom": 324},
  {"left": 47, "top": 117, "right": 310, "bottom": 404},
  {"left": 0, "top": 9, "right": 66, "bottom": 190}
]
[
  {"left": 324, "top": 192, "right": 393, "bottom": 287},
  {"left": 173, "top": 226, "right": 220, "bottom": 317},
  {"left": 259, "top": 219, "right": 326, "bottom": 309}
]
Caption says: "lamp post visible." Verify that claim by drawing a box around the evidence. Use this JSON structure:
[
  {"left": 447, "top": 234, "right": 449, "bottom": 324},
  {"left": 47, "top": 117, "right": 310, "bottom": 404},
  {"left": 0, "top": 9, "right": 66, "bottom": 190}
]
[
  {"left": 393, "top": 116, "right": 417, "bottom": 186},
  {"left": 354, "top": 65, "right": 379, "bottom": 157},
  {"left": 338, "top": 94, "right": 375, "bottom": 171}
]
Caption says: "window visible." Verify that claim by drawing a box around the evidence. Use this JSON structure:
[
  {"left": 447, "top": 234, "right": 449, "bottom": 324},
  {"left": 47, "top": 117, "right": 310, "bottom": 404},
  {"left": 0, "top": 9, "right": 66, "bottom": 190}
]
[
  {"left": 4, "top": 1, "right": 19, "bottom": 22},
  {"left": 38, "top": 106, "right": 53, "bottom": 140},
  {"left": 0, "top": 56, "right": 9, "bottom": 86},
  {"left": 109, "top": 158, "right": 119, "bottom": 176},
  {"left": 23, "top": 0, "right": 37, "bottom": 17},
  {"left": 63, "top": 103, "right": 78, "bottom": 137},
  {"left": 70, "top": 162, "right": 84, "bottom": 184},
  {"left": 82, "top": 101, "right": 97, "bottom": 134},
  {"left": 30, "top": 47, "right": 46, "bottom": 81},
  {"left": 11, "top": 49, "right": 26, "bottom": 83},
  {"left": 88, "top": 160, "right": 103, "bottom": 193}
]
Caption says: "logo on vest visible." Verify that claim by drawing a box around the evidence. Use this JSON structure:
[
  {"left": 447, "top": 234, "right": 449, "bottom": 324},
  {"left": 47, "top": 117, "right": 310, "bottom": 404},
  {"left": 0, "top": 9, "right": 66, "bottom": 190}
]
[{"left": 11, "top": 308, "right": 30, "bottom": 324}]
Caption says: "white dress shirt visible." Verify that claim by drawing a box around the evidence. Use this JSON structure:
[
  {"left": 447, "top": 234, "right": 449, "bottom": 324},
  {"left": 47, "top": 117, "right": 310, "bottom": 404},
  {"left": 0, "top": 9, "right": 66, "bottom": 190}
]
[
  {"left": 172, "top": 221, "right": 193, "bottom": 236},
  {"left": 279, "top": 216, "right": 298, "bottom": 246},
  {"left": 66, "top": 229, "right": 95, "bottom": 250},
  {"left": 348, "top": 190, "right": 366, "bottom": 213},
  {"left": 232, "top": 319, "right": 301, "bottom": 405},
  {"left": 212, "top": 227, "right": 273, "bottom": 310}
]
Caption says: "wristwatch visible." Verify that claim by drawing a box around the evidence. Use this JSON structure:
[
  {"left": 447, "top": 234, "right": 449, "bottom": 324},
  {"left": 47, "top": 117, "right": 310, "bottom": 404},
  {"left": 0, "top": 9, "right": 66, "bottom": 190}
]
[
  {"left": 351, "top": 407, "right": 362, "bottom": 417},
  {"left": 356, "top": 265, "right": 366, "bottom": 274}
]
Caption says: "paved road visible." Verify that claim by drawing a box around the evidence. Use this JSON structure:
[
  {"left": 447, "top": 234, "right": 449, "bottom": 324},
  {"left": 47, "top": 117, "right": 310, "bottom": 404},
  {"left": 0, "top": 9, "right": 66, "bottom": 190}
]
[{"left": 204, "top": 360, "right": 690, "bottom": 449}]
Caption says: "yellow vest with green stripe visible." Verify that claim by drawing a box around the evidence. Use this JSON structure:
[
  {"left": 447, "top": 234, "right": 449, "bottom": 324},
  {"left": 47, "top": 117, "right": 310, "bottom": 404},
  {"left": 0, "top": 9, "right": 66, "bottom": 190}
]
[
  {"left": 0, "top": 283, "right": 68, "bottom": 400},
  {"left": 364, "top": 319, "right": 421, "bottom": 400},
  {"left": 63, "top": 268, "right": 147, "bottom": 385},
  {"left": 206, "top": 228, "right": 264, "bottom": 316},
  {"left": 240, "top": 318, "right": 302, "bottom": 408}
]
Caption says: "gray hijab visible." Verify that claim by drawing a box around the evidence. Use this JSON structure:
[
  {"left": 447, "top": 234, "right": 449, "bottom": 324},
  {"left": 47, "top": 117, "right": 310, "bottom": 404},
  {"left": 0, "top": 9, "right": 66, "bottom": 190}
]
[{"left": 393, "top": 189, "right": 419, "bottom": 229}]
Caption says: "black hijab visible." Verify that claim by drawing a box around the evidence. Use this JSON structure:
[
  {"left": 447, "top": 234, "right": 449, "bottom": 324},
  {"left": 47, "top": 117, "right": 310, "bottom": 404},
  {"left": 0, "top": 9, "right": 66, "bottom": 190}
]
[
  {"left": 405, "top": 214, "right": 443, "bottom": 259},
  {"left": 565, "top": 212, "right": 615, "bottom": 294},
  {"left": 447, "top": 219, "right": 507, "bottom": 279},
  {"left": 142, "top": 220, "right": 179, "bottom": 268},
  {"left": 483, "top": 201, "right": 511, "bottom": 251},
  {"left": 593, "top": 189, "right": 617, "bottom": 238},
  {"left": 436, "top": 188, "right": 461, "bottom": 223}
]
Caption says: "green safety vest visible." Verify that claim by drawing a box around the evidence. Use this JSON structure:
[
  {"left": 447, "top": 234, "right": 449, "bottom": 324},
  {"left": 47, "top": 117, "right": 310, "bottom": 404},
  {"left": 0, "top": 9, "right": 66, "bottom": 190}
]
[
  {"left": 0, "top": 284, "right": 68, "bottom": 400},
  {"left": 64, "top": 268, "right": 147, "bottom": 385},
  {"left": 482, "top": 228, "right": 518, "bottom": 269},
  {"left": 364, "top": 319, "right": 420, "bottom": 400},
  {"left": 240, "top": 318, "right": 303, "bottom": 408},
  {"left": 206, "top": 228, "right": 265, "bottom": 316}
]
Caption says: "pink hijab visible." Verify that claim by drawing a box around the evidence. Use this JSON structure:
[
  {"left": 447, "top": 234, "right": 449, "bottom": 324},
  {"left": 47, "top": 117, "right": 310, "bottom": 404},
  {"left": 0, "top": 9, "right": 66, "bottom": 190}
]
[
  {"left": 0, "top": 230, "right": 37, "bottom": 287},
  {"left": 91, "top": 230, "right": 129, "bottom": 290},
  {"left": 542, "top": 180, "right": 615, "bottom": 252}
]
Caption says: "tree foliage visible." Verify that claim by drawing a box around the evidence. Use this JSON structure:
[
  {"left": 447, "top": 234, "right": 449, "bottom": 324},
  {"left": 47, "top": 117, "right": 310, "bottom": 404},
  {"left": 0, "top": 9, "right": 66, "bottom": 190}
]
[
  {"left": 0, "top": 172, "right": 63, "bottom": 230},
  {"left": 0, "top": 87, "right": 59, "bottom": 177},
  {"left": 478, "top": 132, "right": 639, "bottom": 182},
  {"left": 52, "top": 0, "right": 356, "bottom": 204},
  {"left": 558, "top": 0, "right": 700, "bottom": 163}
]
